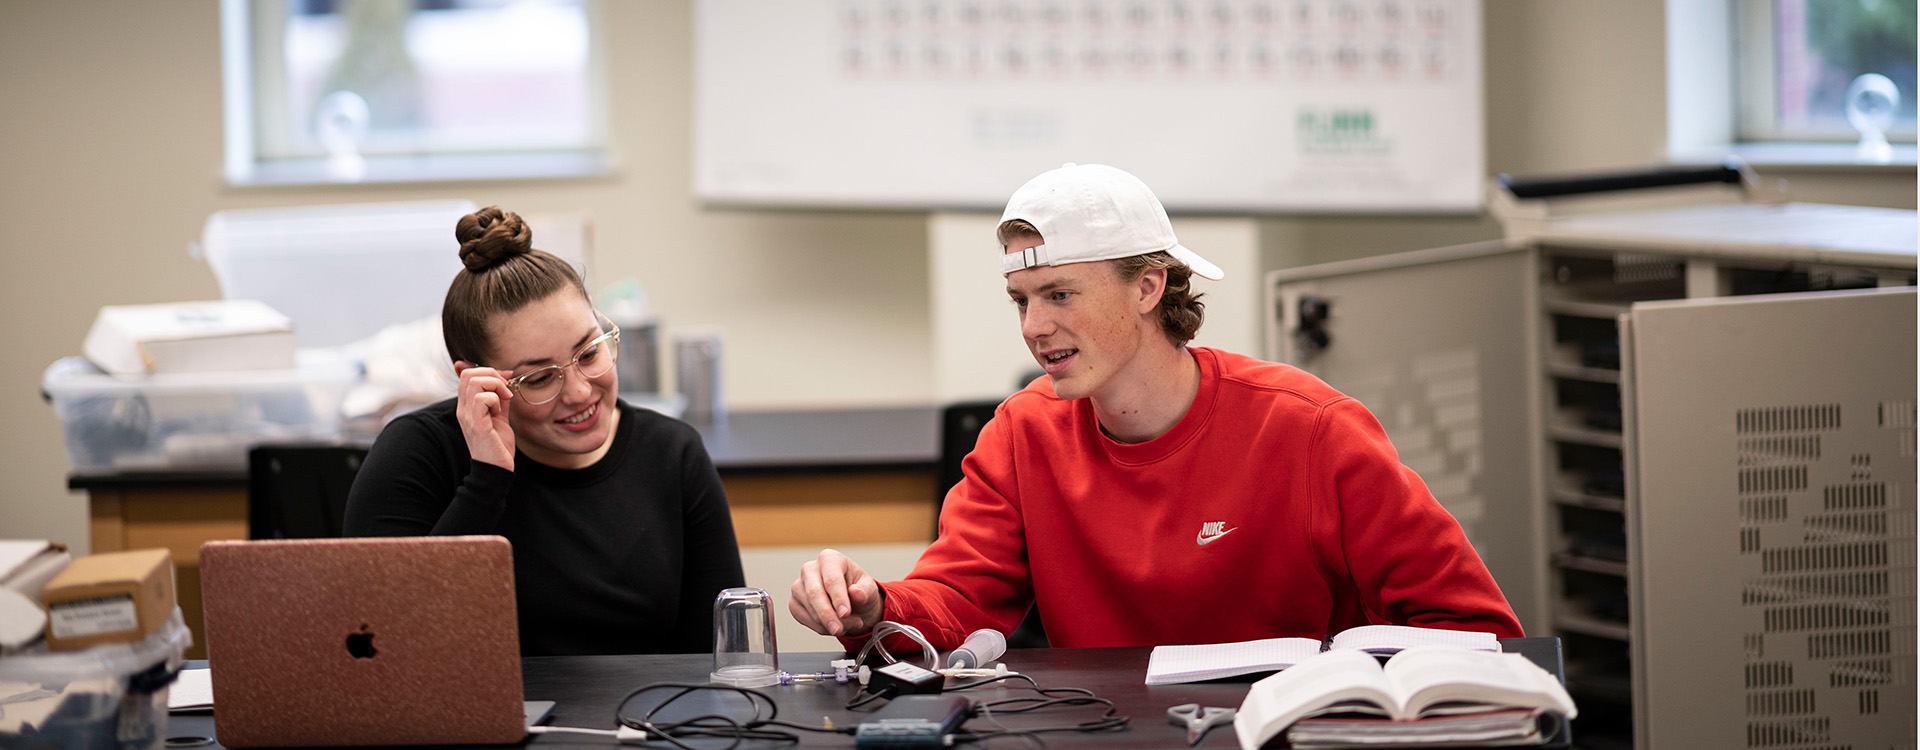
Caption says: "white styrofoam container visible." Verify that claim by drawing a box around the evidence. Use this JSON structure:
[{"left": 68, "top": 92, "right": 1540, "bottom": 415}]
[
  {"left": 198, "top": 200, "right": 476, "bottom": 349},
  {"left": 81, "top": 299, "right": 296, "bottom": 376},
  {"left": 42, "top": 353, "right": 359, "bottom": 474}
]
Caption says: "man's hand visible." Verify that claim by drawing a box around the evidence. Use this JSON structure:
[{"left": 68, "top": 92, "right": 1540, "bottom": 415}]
[
  {"left": 453, "top": 362, "right": 516, "bottom": 472},
  {"left": 789, "top": 548, "right": 884, "bottom": 637}
]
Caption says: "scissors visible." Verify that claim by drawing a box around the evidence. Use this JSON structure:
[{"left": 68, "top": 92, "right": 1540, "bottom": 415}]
[{"left": 1167, "top": 703, "right": 1237, "bottom": 745}]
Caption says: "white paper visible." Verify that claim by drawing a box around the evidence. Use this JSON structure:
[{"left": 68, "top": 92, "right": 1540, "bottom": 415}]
[
  {"left": 169, "top": 668, "right": 215, "bottom": 711},
  {"left": 1287, "top": 708, "right": 1547, "bottom": 748},
  {"left": 1145, "top": 637, "right": 1324, "bottom": 685}
]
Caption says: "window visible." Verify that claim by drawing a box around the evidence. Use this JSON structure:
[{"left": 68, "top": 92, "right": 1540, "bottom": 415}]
[
  {"left": 222, "top": 0, "right": 609, "bottom": 185},
  {"left": 1737, "top": 0, "right": 1916, "bottom": 145},
  {"left": 1667, "top": 0, "right": 1915, "bottom": 165}
]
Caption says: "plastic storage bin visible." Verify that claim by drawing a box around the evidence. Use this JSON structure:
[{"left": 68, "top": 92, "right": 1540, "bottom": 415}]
[
  {"left": 42, "top": 353, "right": 359, "bottom": 474},
  {"left": 0, "top": 608, "right": 191, "bottom": 750}
]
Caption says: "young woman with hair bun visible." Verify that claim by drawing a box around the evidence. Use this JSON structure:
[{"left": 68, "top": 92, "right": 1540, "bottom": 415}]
[{"left": 344, "top": 206, "right": 744, "bottom": 656}]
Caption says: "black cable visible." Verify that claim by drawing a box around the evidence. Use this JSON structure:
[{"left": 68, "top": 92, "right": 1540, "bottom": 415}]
[
  {"left": 951, "top": 714, "right": 1130, "bottom": 748},
  {"left": 944, "top": 673, "right": 1131, "bottom": 745},
  {"left": 614, "top": 682, "right": 845, "bottom": 749},
  {"left": 962, "top": 702, "right": 1048, "bottom": 750},
  {"left": 845, "top": 687, "right": 892, "bottom": 710},
  {"left": 979, "top": 696, "right": 1109, "bottom": 713},
  {"left": 945, "top": 672, "right": 1043, "bottom": 692},
  {"left": 625, "top": 668, "right": 1131, "bottom": 747},
  {"left": 760, "top": 719, "right": 857, "bottom": 735}
]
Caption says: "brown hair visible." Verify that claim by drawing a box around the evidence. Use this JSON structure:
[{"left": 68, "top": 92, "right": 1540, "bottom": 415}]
[
  {"left": 996, "top": 219, "right": 1207, "bottom": 346},
  {"left": 442, "top": 206, "right": 588, "bottom": 365},
  {"left": 996, "top": 218, "right": 1041, "bottom": 248}
]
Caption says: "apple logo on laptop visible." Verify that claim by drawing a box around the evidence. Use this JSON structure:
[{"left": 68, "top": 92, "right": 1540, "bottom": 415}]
[{"left": 346, "top": 624, "right": 377, "bottom": 659}]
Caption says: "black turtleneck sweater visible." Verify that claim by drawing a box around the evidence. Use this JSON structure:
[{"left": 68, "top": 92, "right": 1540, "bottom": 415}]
[{"left": 343, "top": 399, "right": 744, "bottom": 656}]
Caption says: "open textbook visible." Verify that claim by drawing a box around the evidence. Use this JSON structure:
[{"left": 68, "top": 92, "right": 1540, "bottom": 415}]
[
  {"left": 1232, "top": 646, "right": 1577, "bottom": 750},
  {"left": 1145, "top": 625, "right": 1499, "bottom": 685}
]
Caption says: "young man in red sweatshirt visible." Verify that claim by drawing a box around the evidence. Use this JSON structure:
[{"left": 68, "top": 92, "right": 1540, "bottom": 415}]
[{"left": 790, "top": 163, "right": 1522, "bottom": 650}]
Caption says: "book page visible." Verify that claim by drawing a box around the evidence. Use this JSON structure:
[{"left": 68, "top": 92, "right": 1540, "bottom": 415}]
[
  {"left": 1382, "top": 646, "right": 1577, "bottom": 719},
  {"left": 1326, "top": 624, "right": 1500, "bottom": 655},
  {"left": 1233, "top": 650, "right": 1400, "bottom": 749},
  {"left": 1287, "top": 708, "right": 1547, "bottom": 748},
  {"left": 1144, "top": 637, "right": 1322, "bottom": 685}
]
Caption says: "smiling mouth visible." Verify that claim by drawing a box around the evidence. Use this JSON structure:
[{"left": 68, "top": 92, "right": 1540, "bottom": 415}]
[
  {"left": 1043, "top": 349, "right": 1077, "bottom": 364},
  {"left": 559, "top": 403, "right": 597, "bottom": 425}
]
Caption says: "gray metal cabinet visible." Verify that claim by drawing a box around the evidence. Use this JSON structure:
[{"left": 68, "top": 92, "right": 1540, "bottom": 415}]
[
  {"left": 1267, "top": 201, "right": 1916, "bottom": 749},
  {"left": 1624, "top": 288, "right": 1916, "bottom": 750},
  {"left": 1267, "top": 242, "right": 1543, "bottom": 631}
]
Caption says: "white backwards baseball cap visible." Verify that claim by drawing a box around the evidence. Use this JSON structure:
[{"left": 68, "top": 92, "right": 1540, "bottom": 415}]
[{"left": 998, "top": 163, "right": 1224, "bottom": 280}]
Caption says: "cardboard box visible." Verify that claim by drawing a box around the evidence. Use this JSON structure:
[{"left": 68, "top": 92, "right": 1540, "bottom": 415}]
[
  {"left": 42, "top": 549, "right": 175, "bottom": 651},
  {"left": 82, "top": 300, "right": 295, "bottom": 376}
]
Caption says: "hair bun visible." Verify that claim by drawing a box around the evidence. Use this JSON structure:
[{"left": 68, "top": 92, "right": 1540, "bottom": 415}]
[{"left": 455, "top": 206, "right": 533, "bottom": 272}]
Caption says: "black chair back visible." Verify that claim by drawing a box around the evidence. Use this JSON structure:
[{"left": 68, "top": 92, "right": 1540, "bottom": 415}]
[
  {"left": 936, "top": 400, "right": 1049, "bottom": 648},
  {"left": 247, "top": 444, "right": 369, "bottom": 539},
  {"left": 935, "top": 401, "right": 1002, "bottom": 536}
]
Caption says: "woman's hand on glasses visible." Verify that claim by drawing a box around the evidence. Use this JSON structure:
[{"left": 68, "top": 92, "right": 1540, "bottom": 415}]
[{"left": 453, "top": 363, "right": 516, "bottom": 472}]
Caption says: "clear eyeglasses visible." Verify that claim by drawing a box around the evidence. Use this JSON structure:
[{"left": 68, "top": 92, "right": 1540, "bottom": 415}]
[{"left": 500, "top": 313, "right": 621, "bottom": 405}]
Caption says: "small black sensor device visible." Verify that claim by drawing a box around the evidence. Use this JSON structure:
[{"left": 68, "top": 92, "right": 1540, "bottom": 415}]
[{"left": 870, "top": 661, "right": 945, "bottom": 697}]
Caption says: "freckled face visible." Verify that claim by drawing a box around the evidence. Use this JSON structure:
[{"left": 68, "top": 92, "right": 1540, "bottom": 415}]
[
  {"left": 487, "top": 290, "right": 620, "bottom": 469},
  {"left": 1004, "top": 236, "right": 1152, "bottom": 402}
]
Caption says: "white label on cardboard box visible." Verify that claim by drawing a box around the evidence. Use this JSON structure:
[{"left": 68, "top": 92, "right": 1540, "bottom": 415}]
[{"left": 49, "top": 595, "right": 139, "bottom": 639}]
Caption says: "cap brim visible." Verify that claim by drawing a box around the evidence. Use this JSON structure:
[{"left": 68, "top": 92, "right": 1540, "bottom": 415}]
[{"left": 1169, "top": 245, "right": 1225, "bottom": 280}]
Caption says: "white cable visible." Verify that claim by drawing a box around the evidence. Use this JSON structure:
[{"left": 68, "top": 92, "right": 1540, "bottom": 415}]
[
  {"left": 854, "top": 620, "right": 939, "bottom": 671},
  {"left": 526, "top": 725, "right": 650, "bottom": 742},
  {"left": 527, "top": 726, "right": 618, "bottom": 737},
  {"left": 939, "top": 664, "right": 1017, "bottom": 679}
]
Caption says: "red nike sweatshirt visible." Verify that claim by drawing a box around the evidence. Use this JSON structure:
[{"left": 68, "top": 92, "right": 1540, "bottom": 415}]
[{"left": 846, "top": 347, "right": 1522, "bottom": 651}]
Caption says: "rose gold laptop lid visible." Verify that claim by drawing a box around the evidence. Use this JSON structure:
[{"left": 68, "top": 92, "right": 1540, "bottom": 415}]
[{"left": 200, "top": 535, "right": 524, "bottom": 747}]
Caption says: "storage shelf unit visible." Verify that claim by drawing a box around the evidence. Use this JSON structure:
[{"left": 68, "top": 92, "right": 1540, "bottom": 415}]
[
  {"left": 1545, "top": 351, "right": 1621, "bottom": 384},
  {"left": 1553, "top": 491, "right": 1626, "bottom": 514},
  {"left": 1556, "top": 614, "right": 1634, "bottom": 642},
  {"left": 1529, "top": 204, "right": 1915, "bottom": 750},
  {"left": 1554, "top": 554, "right": 1629, "bottom": 578},
  {"left": 1268, "top": 200, "right": 1916, "bottom": 749}
]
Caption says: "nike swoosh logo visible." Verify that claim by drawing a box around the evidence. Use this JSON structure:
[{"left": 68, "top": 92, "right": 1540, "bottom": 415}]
[{"left": 1196, "top": 527, "right": 1237, "bottom": 546}]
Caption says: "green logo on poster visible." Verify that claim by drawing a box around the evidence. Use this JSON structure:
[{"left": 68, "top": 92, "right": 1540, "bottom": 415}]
[{"left": 1296, "top": 107, "right": 1392, "bottom": 155}]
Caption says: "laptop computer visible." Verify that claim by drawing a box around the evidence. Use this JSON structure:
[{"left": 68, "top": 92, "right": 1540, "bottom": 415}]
[{"left": 200, "top": 535, "right": 528, "bottom": 747}]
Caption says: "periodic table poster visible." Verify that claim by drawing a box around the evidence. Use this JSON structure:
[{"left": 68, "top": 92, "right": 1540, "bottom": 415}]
[{"left": 695, "top": 0, "right": 1482, "bottom": 212}]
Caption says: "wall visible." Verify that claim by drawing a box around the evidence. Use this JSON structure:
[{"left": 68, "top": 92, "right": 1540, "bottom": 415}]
[
  {"left": 1, "top": 0, "right": 1911, "bottom": 554},
  {"left": 931, "top": 213, "right": 1265, "bottom": 403},
  {"left": 1263, "top": 2, "right": 1914, "bottom": 271},
  {"left": 0, "top": 2, "right": 932, "bottom": 550}
]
